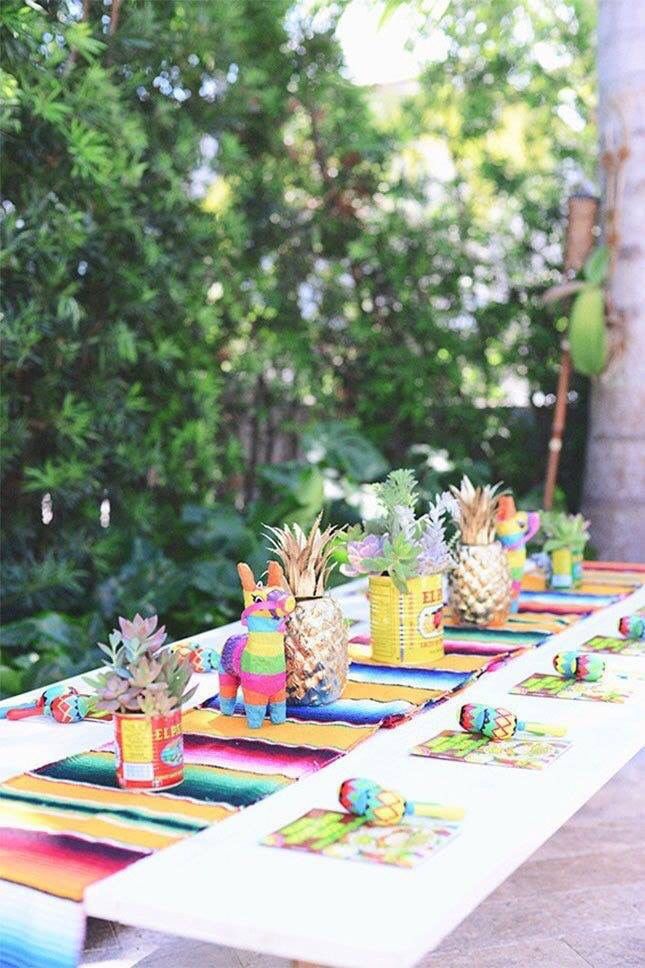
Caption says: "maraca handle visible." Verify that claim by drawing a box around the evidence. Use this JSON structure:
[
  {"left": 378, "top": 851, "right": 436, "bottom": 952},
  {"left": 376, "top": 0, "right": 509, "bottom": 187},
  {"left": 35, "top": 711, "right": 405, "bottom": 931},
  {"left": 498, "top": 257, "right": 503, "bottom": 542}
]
[
  {"left": 0, "top": 701, "right": 35, "bottom": 719},
  {"left": 518, "top": 720, "right": 567, "bottom": 737},
  {"left": 407, "top": 802, "right": 465, "bottom": 822},
  {"left": 6, "top": 706, "right": 43, "bottom": 721}
]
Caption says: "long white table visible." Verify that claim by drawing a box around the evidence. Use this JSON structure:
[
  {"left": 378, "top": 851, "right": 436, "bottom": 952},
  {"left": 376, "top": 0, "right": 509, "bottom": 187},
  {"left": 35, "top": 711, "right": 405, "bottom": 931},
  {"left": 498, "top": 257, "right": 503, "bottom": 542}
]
[{"left": 1, "top": 582, "right": 644, "bottom": 967}]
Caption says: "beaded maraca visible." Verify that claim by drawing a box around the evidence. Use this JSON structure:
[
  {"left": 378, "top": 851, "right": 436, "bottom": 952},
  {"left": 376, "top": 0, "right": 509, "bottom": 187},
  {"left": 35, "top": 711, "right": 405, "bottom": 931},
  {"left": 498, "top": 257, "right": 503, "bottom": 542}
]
[
  {"left": 48, "top": 692, "right": 95, "bottom": 723},
  {"left": 3, "top": 686, "right": 94, "bottom": 723},
  {"left": 0, "top": 684, "right": 73, "bottom": 720},
  {"left": 619, "top": 614, "right": 645, "bottom": 640},
  {"left": 338, "top": 777, "right": 465, "bottom": 825},
  {"left": 553, "top": 651, "right": 605, "bottom": 682},
  {"left": 185, "top": 645, "right": 220, "bottom": 673},
  {"left": 459, "top": 703, "right": 567, "bottom": 741}
]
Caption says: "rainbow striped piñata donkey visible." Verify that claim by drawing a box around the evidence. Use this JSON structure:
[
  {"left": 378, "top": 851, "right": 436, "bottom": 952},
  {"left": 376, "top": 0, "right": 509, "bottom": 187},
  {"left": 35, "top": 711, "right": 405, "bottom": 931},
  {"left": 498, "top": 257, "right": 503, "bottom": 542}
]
[
  {"left": 219, "top": 562, "right": 296, "bottom": 728},
  {"left": 496, "top": 496, "right": 540, "bottom": 612}
]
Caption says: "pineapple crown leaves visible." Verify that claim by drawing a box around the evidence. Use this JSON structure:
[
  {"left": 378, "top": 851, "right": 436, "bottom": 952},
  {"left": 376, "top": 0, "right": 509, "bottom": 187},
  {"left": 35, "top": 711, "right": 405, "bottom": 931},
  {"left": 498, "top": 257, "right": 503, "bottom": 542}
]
[
  {"left": 449, "top": 475, "right": 506, "bottom": 545},
  {"left": 264, "top": 512, "right": 343, "bottom": 597},
  {"left": 88, "top": 613, "right": 196, "bottom": 716}
]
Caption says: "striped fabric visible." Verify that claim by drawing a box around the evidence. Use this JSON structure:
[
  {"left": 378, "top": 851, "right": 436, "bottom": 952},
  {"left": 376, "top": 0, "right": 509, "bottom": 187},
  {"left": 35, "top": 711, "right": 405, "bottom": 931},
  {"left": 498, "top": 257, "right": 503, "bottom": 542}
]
[{"left": 0, "top": 561, "right": 641, "bottom": 967}]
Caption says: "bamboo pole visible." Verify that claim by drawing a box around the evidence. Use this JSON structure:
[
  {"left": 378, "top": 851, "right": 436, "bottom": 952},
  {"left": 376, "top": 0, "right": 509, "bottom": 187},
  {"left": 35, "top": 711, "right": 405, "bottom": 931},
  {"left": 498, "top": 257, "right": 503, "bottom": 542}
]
[{"left": 543, "top": 194, "right": 599, "bottom": 509}]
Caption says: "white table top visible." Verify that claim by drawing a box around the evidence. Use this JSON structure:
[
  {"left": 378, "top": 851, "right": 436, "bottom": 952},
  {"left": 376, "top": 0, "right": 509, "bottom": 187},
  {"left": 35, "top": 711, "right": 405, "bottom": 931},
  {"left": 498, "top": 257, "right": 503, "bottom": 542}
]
[{"left": 2, "top": 582, "right": 644, "bottom": 968}]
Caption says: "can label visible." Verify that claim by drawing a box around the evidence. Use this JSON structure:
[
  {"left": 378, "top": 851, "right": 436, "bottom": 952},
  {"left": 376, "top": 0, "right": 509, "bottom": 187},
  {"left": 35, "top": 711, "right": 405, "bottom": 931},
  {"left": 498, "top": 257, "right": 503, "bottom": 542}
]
[
  {"left": 550, "top": 548, "right": 573, "bottom": 590},
  {"left": 369, "top": 574, "right": 444, "bottom": 666},
  {"left": 114, "top": 710, "right": 184, "bottom": 790}
]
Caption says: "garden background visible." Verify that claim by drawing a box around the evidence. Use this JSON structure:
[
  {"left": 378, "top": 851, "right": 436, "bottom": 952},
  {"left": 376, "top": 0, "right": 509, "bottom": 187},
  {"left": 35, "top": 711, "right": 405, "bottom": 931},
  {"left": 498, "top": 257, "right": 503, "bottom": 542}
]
[{"left": 1, "top": 0, "right": 598, "bottom": 696}]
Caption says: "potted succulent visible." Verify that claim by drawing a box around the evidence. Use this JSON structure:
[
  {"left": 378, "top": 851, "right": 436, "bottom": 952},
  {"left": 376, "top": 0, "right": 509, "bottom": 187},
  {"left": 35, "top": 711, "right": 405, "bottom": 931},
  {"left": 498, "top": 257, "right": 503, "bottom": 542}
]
[
  {"left": 265, "top": 514, "right": 348, "bottom": 705},
  {"left": 88, "top": 614, "right": 196, "bottom": 790},
  {"left": 541, "top": 512, "right": 590, "bottom": 589},
  {"left": 449, "top": 476, "right": 512, "bottom": 627},
  {"left": 339, "top": 469, "right": 453, "bottom": 666}
]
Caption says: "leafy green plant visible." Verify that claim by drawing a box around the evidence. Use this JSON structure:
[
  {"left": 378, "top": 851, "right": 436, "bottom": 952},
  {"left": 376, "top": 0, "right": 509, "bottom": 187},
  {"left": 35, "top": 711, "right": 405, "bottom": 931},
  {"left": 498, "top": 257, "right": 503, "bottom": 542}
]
[
  {"left": 541, "top": 511, "right": 590, "bottom": 553},
  {"left": 87, "top": 614, "right": 196, "bottom": 716},
  {"left": 340, "top": 469, "right": 454, "bottom": 592}
]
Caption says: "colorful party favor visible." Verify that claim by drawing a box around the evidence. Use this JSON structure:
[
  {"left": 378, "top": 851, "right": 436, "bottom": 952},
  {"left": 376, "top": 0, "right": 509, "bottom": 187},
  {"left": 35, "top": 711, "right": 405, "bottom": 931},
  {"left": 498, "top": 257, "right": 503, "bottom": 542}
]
[
  {"left": 338, "top": 776, "right": 465, "bottom": 825},
  {"left": 496, "top": 495, "right": 540, "bottom": 612},
  {"left": 1, "top": 685, "right": 94, "bottom": 723},
  {"left": 459, "top": 703, "right": 567, "bottom": 740},
  {"left": 219, "top": 562, "right": 296, "bottom": 728},
  {"left": 553, "top": 651, "right": 605, "bottom": 681},
  {"left": 619, "top": 614, "right": 645, "bottom": 639}
]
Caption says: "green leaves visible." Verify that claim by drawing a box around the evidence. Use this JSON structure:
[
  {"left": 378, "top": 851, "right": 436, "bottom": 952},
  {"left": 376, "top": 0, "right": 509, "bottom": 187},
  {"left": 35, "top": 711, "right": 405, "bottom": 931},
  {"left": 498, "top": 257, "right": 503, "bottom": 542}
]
[
  {"left": 583, "top": 245, "right": 609, "bottom": 286},
  {"left": 67, "top": 120, "right": 112, "bottom": 183},
  {"left": 65, "top": 22, "right": 106, "bottom": 63},
  {"left": 302, "top": 421, "right": 388, "bottom": 482}
]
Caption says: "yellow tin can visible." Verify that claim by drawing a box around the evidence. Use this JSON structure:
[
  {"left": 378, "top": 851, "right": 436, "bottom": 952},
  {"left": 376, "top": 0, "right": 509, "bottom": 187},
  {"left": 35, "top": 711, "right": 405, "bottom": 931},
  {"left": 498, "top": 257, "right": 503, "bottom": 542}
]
[
  {"left": 550, "top": 547, "right": 573, "bottom": 590},
  {"left": 369, "top": 574, "right": 444, "bottom": 666}
]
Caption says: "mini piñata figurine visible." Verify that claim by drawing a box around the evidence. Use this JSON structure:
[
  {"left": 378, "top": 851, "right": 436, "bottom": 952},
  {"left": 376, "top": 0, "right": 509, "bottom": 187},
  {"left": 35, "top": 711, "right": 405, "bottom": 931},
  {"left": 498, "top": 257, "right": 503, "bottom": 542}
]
[
  {"left": 495, "top": 496, "right": 540, "bottom": 611},
  {"left": 338, "top": 777, "right": 464, "bottom": 825},
  {"left": 619, "top": 614, "right": 645, "bottom": 639},
  {"left": 553, "top": 651, "right": 605, "bottom": 682},
  {"left": 459, "top": 703, "right": 566, "bottom": 740},
  {"left": 219, "top": 562, "right": 296, "bottom": 728}
]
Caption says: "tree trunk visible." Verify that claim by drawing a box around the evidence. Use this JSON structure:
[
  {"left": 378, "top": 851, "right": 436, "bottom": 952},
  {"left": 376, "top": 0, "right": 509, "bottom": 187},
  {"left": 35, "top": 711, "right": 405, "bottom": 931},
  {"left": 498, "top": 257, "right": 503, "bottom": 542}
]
[{"left": 582, "top": 0, "right": 645, "bottom": 562}]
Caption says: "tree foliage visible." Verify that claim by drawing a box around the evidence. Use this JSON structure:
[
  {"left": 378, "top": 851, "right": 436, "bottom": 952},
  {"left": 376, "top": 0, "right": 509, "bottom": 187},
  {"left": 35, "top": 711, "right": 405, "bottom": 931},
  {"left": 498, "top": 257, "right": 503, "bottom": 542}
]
[{"left": 0, "top": 0, "right": 595, "bottom": 695}]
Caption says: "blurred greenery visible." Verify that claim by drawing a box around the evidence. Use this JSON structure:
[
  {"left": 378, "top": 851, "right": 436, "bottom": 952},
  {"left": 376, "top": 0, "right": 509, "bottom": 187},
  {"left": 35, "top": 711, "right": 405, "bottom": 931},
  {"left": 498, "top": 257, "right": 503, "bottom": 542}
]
[{"left": 1, "top": 0, "right": 595, "bottom": 696}]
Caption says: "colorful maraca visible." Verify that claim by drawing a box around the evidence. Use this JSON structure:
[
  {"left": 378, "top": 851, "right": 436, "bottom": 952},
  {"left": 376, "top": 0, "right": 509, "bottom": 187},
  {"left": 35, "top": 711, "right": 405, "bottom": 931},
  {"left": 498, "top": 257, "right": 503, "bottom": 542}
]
[
  {"left": 3, "top": 686, "right": 94, "bottom": 723},
  {"left": 459, "top": 703, "right": 567, "bottom": 741},
  {"left": 619, "top": 614, "right": 645, "bottom": 640},
  {"left": 48, "top": 692, "right": 95, "bottom": 723},
  {"left": 0, "top": 684, "right": 73, "bottom": 720},
  {"left": 338, "top": 777, "right": 465, "bottom": 825},
  {"left": 185, "top": 645, "right": 220, "bottom": 673},
  {"left": 553, "top": 651, "right": 605, "bottom": 682}
]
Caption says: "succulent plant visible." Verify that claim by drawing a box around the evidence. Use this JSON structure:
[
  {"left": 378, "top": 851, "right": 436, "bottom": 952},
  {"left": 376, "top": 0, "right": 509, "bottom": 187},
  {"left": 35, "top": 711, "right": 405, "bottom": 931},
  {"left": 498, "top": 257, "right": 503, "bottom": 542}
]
[
  {"left": 339, "top": 469, "right": 453, "bottom": 592},
  {"left": 87, "top": 613, "right": 197, "bottom": 716},
  {"left": 541, "top": 512, "right": 590, "bottom": 553}
]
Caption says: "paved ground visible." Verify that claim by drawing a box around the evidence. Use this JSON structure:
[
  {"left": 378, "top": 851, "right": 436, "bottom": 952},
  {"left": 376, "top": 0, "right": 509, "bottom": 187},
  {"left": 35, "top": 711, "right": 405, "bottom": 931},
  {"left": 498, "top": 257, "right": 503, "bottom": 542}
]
[{"left": 82, "top": 750, "right": 645, "bottom": 968}]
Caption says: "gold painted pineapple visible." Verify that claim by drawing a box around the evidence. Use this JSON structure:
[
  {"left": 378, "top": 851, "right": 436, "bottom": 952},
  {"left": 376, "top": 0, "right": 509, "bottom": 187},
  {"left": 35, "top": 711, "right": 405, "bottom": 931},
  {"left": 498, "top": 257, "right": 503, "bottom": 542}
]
[
  {"left": 449, "top": 477, "right": 512, "bottom": 627},
  {"left": 266, "top": 515, "right": 349, "bottom": 705}
]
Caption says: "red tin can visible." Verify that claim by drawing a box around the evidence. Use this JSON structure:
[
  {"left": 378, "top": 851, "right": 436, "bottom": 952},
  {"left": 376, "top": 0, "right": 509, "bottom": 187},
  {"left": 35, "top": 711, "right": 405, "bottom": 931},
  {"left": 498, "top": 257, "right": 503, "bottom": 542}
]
[{"left": 113, "top": 709, "right": 184, "bottom": 790}]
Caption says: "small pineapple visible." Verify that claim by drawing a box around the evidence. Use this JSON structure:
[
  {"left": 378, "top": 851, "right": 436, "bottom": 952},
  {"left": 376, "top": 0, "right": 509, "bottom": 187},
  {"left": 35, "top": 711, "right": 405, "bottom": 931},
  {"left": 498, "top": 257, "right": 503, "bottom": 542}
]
[
  {"left": 449, "top": 477, "right": 512, "bottom": 627},
  {"left": 265, "top": 514, "right": 349, "bottom": 705}
]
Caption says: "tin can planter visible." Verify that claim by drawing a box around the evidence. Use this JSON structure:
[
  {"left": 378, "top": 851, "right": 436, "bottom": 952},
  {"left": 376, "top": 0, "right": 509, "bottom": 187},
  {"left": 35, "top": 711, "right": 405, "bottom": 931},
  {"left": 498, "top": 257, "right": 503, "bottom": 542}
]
[
  {"left": 113, "top": 709, "right": 184, "bottom": 791},
  {"left": 549, "top": 547, "right": 573, "bottom": 590},
  {"left": 369, "top": 574, "right": 444, "bottom": 666},
  {"left": 571, "top": 549, "right": 584, "bottom": 587}
]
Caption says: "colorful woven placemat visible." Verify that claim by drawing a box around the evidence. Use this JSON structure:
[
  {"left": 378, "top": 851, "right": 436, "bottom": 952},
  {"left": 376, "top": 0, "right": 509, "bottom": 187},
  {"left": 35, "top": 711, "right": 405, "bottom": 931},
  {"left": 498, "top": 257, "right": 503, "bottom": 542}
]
[{"left": 0, "top": 561, "right": 641, "bottom": 968}]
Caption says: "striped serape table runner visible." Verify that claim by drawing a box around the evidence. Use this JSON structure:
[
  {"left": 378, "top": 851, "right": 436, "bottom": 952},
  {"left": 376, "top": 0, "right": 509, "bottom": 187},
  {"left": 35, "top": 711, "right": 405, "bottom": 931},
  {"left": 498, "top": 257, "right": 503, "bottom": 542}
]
[{"left": 0, "top": 561, "right": 642, "bottom": 968}]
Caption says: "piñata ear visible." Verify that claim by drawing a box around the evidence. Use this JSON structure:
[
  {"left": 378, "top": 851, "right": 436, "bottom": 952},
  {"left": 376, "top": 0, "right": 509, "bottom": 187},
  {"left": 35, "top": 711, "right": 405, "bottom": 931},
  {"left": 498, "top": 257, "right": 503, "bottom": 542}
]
[
  {"left": 267, "top": 561, "right": 286, "bottom": 588},
  {"left": 237, "top": 562, "right": 256, "bottom": 591}
]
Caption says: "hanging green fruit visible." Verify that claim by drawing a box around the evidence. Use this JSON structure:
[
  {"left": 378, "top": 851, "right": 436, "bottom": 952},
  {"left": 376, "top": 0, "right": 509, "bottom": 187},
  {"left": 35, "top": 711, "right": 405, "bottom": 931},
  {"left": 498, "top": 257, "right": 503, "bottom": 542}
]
[
  {"left": 568, "top": 284, "right": 607, "bottom": 376},
  {"left": 543, "top": 244, "right": 609, "bottom": 378}
]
